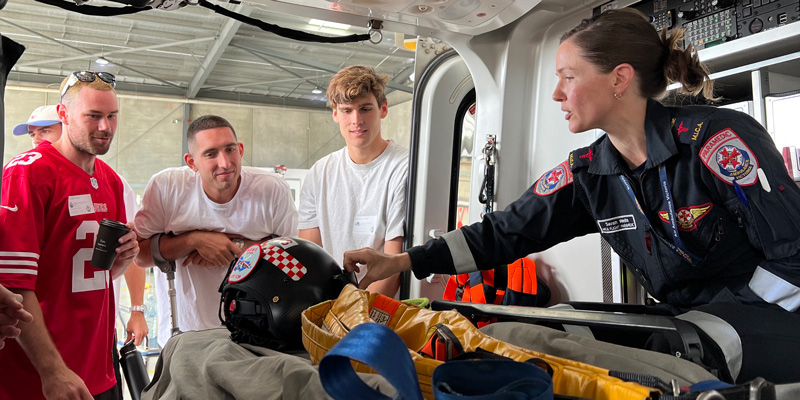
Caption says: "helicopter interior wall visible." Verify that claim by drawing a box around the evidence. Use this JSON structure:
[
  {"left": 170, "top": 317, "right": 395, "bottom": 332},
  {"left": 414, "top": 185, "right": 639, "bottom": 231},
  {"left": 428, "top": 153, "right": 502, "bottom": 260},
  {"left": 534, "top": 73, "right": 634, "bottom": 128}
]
[
  {"left": 436, "top": 4, "right": 610, "bottom": 303},
  {"left": 408, "top": 55, "right": 474, "bottom": 300}
]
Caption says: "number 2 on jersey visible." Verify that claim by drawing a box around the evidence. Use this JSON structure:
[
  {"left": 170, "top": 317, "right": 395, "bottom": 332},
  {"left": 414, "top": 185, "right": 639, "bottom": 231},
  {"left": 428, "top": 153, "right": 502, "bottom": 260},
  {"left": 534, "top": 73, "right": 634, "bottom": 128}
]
[{"left": 72, "top": 220, "right": 108, "bottom": 293}]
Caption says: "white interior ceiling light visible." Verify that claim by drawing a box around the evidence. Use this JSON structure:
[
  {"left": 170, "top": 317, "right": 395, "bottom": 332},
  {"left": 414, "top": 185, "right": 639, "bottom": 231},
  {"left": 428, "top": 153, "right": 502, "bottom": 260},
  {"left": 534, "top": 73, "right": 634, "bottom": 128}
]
[
  {"left": 95, "top": 58, "right": 110, "bottom": 66},
  {"left": 312, "top": 87, "right": 323, "bottom": 94}
]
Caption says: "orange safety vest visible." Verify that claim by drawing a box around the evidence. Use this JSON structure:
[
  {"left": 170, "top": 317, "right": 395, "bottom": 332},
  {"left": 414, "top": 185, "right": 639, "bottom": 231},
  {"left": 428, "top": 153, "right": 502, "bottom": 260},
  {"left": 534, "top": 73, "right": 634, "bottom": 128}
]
[{"left": 443, "top": 257, "right": 548, "bottom": 307}]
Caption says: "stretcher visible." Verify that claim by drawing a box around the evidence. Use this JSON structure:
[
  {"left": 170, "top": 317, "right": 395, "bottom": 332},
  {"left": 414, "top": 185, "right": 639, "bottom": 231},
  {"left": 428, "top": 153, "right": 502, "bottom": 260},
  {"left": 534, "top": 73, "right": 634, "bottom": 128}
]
[
  {"left": 136, "top": 309, "right": 800, "bottom": 400},
  {"left": 136, "top": 286, "right": 800, "bottom": 400},
  {"left": 431, "top": 300, "right": 800, "bottom": 400}
]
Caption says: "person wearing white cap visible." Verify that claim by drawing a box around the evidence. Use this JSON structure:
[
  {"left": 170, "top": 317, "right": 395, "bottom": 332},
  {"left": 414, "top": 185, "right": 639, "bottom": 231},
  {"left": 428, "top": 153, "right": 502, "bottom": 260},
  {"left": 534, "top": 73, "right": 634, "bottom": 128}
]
[{"left": 11, "top": 105, "right": 62, "bottom": 148}]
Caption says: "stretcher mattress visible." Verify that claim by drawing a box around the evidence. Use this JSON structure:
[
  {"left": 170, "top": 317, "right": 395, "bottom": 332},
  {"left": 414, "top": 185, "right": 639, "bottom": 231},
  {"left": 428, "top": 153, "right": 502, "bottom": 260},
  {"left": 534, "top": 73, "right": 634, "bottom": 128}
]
[
  {"left": 140, "top": 320, "right": 799, "bottom": 400},
  {"left": 479, "top": 322, "right": 717, "bottom": 387}
]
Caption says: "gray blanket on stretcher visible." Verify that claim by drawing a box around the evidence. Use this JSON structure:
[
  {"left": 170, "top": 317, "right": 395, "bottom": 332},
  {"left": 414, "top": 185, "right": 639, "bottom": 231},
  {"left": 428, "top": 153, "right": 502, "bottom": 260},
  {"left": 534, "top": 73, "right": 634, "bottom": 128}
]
[
  {"left": 480, "top": 322, "right": 717, "bottom": 386},
  {"left": 141, "top": 327, "right": 396, "bottom": 400}
]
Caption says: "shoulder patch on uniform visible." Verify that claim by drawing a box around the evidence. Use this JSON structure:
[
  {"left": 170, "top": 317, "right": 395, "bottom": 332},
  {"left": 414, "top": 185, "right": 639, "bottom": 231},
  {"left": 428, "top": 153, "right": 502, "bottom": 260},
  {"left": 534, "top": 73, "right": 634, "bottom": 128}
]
[
  {"left": 672, "top": 117, "right": 708, "bottom": 144},
  {"left": 700, "top": 128, "right": 759, "bottom": 186},
  {"left": 568, "top": 147, "right": 593, "bottom": 170},
  {"left": 534, "top": 160, "right": 573, "bottom": 196}
]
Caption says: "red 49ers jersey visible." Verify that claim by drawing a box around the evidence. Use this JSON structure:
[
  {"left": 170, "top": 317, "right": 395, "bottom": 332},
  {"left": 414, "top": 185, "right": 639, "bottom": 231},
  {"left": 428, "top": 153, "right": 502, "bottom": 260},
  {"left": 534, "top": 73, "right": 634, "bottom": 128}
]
[{"left": 0, "top": 142, "right": 126, "bottom": 399}]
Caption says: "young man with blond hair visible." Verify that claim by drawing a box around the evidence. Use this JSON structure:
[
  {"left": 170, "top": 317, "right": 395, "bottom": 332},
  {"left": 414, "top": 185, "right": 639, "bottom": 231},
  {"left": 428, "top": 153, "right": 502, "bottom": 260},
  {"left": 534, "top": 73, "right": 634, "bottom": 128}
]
[
  {"left": 298, "top": 65, "right": 408, "bottom": 297},
  {"left": 0, "top": 71, "right": 139, "bottom": 400},
  {"left": 10, "top": 101, "right": 149, "bottom": 399}
]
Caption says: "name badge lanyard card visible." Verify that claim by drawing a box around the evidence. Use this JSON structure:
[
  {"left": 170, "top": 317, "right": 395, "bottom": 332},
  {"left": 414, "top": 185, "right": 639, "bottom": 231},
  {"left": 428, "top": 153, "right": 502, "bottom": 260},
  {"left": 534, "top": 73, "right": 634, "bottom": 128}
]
[{"left": 618, "top": 165, "right": 701, "bottom": 266}]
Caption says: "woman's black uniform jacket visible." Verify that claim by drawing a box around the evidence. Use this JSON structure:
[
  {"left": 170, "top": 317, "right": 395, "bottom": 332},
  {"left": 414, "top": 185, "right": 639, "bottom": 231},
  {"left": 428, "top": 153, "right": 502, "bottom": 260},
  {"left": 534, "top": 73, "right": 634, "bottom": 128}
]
[{"left": 408, "top": 100, "right": 800, "bottom": 314}]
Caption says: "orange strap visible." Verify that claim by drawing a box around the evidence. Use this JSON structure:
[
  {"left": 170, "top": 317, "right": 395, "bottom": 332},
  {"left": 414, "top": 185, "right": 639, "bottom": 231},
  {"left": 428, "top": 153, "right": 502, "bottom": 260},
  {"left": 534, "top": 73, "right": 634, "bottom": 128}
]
[
  {"left": 443, "top": 274, "right": 471, "bottom": 301},
  {"left": 369, "top": 294, "right": 401, "bottom": 326},
  {"left": 508, "top": 258, "right": 537, "bottom": 295},
  {"left": 419, "top": 324, "right": 464, "bottom": 362}
]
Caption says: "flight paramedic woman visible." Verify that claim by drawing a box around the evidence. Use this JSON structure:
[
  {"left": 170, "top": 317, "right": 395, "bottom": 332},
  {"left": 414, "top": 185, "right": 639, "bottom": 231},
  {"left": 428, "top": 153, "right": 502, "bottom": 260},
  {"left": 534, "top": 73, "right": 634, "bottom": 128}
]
[{"left": 344, "top": 8, "right": 800, "bottom": 385}]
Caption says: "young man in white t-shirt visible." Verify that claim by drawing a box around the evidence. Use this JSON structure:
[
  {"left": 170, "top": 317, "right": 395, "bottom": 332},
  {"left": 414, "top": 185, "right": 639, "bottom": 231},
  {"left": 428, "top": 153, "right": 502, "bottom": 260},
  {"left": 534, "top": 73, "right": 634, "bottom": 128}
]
[
  {"left": 298, "top": 65, "right": 408, "bottom": 297},
  {"left": 133, "top": 115, "right": 298, "bottom": 348}
]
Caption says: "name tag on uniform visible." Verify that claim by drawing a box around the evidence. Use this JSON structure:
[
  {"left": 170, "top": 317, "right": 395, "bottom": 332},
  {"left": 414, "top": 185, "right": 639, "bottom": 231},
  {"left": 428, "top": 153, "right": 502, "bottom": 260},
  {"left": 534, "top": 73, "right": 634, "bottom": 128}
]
[
  {"left": 597, "top": 214, "right": 637, "bottom": 233},
  {"left": 68, "top": 194, "right": 96, "bottom": 217},
  {"left": 353, "top": 216, "right": 377, "bottom": 235}
]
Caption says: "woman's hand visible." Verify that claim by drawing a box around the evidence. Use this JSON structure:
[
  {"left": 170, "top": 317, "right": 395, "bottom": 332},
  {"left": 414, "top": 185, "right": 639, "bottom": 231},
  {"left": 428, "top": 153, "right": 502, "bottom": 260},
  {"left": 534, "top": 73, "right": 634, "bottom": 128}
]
[{"left": 342, "top": 249, "right": 412, "bottom": 290}]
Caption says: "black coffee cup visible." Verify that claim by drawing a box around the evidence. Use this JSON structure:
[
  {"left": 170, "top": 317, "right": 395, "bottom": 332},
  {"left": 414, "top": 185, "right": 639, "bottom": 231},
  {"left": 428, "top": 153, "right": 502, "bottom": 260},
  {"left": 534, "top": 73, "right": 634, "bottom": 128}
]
[{"left": 91, "top": 219, "right": 130, "bottom": 270}]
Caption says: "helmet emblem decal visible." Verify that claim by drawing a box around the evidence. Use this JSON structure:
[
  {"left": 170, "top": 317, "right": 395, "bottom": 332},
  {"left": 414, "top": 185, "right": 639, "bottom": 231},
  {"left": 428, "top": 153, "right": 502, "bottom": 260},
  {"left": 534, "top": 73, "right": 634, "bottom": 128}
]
[
  {"left": 264, "top": 245, "right": 307, "bottom": 281},
  {"left": 229, "top": 244, "right": 262, "bottom": 283}
]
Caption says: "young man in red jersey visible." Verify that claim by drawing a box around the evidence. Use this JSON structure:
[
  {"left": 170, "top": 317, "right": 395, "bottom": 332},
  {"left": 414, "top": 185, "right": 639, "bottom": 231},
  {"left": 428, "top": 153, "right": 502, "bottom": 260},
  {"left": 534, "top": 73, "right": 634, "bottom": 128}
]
[{"left": 0, "top": 71, "right": 139, "bottom": 400}]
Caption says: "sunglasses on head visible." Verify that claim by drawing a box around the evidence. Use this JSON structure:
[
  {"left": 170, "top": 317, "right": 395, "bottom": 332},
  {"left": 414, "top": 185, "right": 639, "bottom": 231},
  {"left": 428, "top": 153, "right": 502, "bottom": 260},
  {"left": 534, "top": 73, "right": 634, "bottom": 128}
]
[{"left": 59, "top": 71, "right": 116, "bottom": 100}]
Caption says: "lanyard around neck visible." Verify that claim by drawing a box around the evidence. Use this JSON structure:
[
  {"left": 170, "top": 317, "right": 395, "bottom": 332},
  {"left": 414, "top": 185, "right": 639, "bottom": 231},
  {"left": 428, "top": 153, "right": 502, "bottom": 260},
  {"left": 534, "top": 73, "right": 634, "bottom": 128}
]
[{"left": 618, "top": 164, "right": 701, "bottom": 266}]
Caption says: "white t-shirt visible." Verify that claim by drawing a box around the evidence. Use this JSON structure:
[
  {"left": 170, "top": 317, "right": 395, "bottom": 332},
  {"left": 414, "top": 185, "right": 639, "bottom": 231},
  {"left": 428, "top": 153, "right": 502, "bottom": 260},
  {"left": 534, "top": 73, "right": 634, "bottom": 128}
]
[
  {"left": 113, "top": 175, "right": 138, "bottom": 324},
  {"left": 134, "top": 166, "right": 298, "bottom": 347},
  {"left": 298, "top": 140, "right": 408, "bottom": 281}
]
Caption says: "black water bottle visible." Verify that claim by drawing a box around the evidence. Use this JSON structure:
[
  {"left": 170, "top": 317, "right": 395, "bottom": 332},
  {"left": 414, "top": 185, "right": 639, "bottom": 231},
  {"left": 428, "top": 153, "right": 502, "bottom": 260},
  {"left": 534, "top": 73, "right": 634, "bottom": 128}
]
[{"left": 119, "top": 339, "right": 150, "bottom": 400}]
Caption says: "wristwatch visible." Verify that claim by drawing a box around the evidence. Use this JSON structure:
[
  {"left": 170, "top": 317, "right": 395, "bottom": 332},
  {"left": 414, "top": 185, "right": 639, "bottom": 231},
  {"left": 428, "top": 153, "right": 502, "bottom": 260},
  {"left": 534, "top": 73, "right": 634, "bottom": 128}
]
[
  {"left": 130, "top": 304, "right": 147, "bottom": 314},
  {"left": 231, "top": 238, "right": 245, "bottom": 249}
]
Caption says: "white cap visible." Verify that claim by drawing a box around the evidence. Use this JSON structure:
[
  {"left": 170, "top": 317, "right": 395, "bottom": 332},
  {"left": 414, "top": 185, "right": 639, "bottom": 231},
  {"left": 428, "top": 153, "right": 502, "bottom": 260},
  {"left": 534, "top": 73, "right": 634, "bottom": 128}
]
[{"left": 12, "top": 105, "right": 61, "bottom": 136}]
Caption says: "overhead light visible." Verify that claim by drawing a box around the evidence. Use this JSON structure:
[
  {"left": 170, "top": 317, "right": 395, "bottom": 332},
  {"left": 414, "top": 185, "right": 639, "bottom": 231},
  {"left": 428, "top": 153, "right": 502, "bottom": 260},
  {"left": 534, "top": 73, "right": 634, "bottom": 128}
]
[
  {"left": 95, "top": 58, "right": 110, "bottom": 66},
  {"left": 308, "top": 19, "right": 351, "bottom": 30},
  {"left": 312, "top": 87, "right": 323, "bottom": 94}
]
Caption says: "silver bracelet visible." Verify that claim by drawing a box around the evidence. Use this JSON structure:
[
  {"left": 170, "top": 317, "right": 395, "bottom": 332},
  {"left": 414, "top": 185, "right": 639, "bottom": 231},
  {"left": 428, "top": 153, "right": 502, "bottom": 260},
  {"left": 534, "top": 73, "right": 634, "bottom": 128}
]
[{"left": 130, "top": 304, "right": 147, "bottom": 313}]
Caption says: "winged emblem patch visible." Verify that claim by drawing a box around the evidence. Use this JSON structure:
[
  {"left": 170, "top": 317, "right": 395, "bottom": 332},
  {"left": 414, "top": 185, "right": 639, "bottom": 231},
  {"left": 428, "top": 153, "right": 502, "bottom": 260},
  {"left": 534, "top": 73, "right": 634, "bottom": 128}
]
[{"left": 658, "top": 203, "right": 713, "bottom": 232}]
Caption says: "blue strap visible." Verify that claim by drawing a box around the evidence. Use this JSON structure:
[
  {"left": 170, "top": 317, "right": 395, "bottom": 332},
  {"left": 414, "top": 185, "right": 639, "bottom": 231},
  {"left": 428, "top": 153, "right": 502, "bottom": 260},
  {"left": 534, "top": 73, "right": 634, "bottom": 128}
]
[
  {"left": 319, "top": 323, "right": 424, "bottom": 400},
  {"left": 433, "top": 359, "right": 554, "bottom": 400},
  {"left": 687, "top": 380, "right": 734, "bottom": 392}
]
